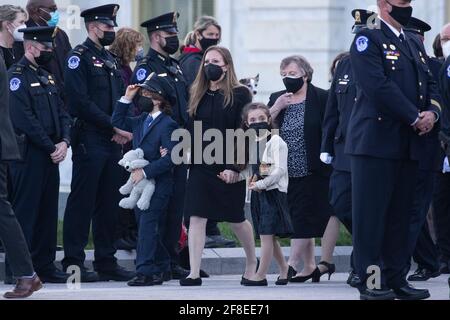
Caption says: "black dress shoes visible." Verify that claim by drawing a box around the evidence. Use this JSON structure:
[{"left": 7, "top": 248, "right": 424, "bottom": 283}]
[
  {"left": 171, "top": 265, "right": 190, "bottom": 280},
  {"left": 179, "top": 277, "right": 202, "bottom": 286},
  {"left": 275, "top": 277, "right": 289, "bottom": 286},
  {"left": 346, "top": 271, "right": 362, "bottom": 288},
  {"left": 407, "top": 268, "right": 441, "bottom": 282},
  {"left": 242, "top": 278, "right": 268, "bottom": 286},
  {"left": 393, "top": 284, "right": 430, "bottom": 300},
  {"left": 79, "top": 268, "right": 100, "bottom": 283},
  {"left": 38, "top": 269, "right": 69, "bottom": 284},
  {"left": 153, "top": 274, "right": 164, "bottom": 285},
  {"left": 359, "top": 288, "right": 396, "bottom": 300},
  {"left": 127, "top": 274, "right": 155, "bottom": 287},
  {"left": 97, "top": 266, "right": 135, "bottom": 282}
]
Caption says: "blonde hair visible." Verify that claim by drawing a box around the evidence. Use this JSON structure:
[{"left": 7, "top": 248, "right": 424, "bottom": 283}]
[
  {"left": 0, "top": 5, "right": 27, "bottom": 31},
  {"left": 109, "top": 27, "right": 145, "bottom": 65},
  {"left": 189, "top": 46, "right": 244, "bottom": 117},
  {"left": 183, "top": 16, "right": 221, "bottom": 47}
]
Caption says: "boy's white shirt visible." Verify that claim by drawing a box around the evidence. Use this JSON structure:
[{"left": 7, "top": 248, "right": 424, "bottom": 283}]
[{"left": 240, "top": 134, "right": 289, "bottom": 193}]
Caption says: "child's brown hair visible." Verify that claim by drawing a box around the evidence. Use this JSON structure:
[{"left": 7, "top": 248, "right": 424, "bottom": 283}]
[{"left": 241, "top": 102, "right": 273, "bottom": 130}]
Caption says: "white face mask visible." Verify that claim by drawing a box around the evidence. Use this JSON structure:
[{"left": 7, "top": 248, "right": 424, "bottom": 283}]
[
  {"left": 12, "top": 23, "right": 26, "bottom": 42},
  {"left": 443, "top": 40, "right": 450, "bottom": 59}
]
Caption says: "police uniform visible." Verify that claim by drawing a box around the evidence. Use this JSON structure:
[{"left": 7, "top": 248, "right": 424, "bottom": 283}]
[
  {"left": 322, "top": 9, "right": 377, "bottom": 236},
  {"left": 402, "top": 18, "right": 441, "bottom": 281},
  {"left": 347, "top": 16, "right": 441, "bottom": 296},
  {"left": 131, "top": 12, "right": 189, "bottom": 278},
  {"left": 321, "top": 10, "right": 377, "bottom": 280},
  {"left": 7, "top": 26, "right": 71, "bottom": 282},
  {"left": 62, "top": 5, "right": 133, "bottom": 280}
]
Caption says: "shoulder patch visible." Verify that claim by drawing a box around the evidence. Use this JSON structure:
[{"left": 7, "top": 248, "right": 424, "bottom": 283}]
[
  {"left": 447, "top": 65, "right": 450, "bottom": 78},
  {"left": 136, "top": 68, "right": 147, "bottom": 81},
  {"left": 68, "top": 56, "right": 81, "bottom": 70},
  {"left": 355, "top": 36, "right": 369, "bottom": 53},
  {"left": 10, "top": 78, "right": 21, "bottom": 92}
]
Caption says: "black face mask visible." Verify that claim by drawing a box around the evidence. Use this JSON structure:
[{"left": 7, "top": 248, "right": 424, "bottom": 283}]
[
  {"left": 138, "top": 96, "right": 154, "bottom": 113},
  {"left": 204, "top": 64, "right": 224, "bottom": 82},
  {"left": 99, "top": 31, "right": 116, "bottom": 47},
  {"left": 386, "top": 0, "right": 413, "bottom": 26},
  {"left": 283, "top": 76, "right": 305, "bottom": 94},
  {"left": 162, "top": 35, "right": 180, "bottom": 55},
  {"left": 35, "top": 50, "right": 54, "bottom": 65},
  {"left": 199, "top": 37, "right": 219, "bottom": 52},
  {"left": 249, "top": 122, "right": 271, "bottom": 133}
]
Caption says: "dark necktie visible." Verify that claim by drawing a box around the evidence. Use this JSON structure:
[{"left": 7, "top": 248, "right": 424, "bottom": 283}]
[
  {"left": 399, "top": 33, "right": 405, "bottom": 42},
  {"left": 142, "top": 115, "right": 154, "bottom": 137}
]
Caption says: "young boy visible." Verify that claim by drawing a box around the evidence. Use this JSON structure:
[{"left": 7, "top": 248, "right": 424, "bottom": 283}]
[{"left": 112, "top": 73, "right": 178, "bottom": 286}]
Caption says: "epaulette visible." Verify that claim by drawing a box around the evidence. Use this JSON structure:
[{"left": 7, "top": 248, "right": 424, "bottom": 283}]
[
  {"left": 137, "top": 57, "right": 148, "bottom": 67},
  {"left": 73, "top": 44, "right": 88, "bottom": 56},
  {"left": 11, "top": 64, "right": 25, "bottom": 75}
]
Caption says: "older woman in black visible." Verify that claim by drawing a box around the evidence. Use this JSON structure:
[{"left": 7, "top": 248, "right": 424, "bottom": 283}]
[
  {"left": 269, "top": 55, "right": 333, "bottom": 283},
  {"left": 180, "top": 46, "right": 257, "bottom": 286}
]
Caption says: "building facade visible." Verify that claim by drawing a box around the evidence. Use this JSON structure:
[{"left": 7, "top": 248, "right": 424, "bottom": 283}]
[{"left": 1, "top": 0, "right": 449, "bottom": 186}]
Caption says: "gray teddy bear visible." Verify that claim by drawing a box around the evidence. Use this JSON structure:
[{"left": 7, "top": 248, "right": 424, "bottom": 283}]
[{"left": 118, "top": 148, "right": 155, "bottom": 211}]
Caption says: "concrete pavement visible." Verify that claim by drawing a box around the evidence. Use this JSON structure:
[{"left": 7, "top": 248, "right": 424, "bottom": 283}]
[{"left": 0, "top": 273, "right": 448, "bottom": 300}]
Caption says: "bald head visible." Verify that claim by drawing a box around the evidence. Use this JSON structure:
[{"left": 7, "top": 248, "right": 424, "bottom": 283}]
[
  {"left": 441, "top": 23, "right": 450, "bottom": 58},
  {"left": 26, "top": 0, "right": 56, "bottom": 26},
  {"left": 441, "top": 23, "right": 450, "bottom": 40}
]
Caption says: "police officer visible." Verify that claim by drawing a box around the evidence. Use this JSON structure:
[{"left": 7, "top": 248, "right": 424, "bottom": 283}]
[
  {"left": 321, "top": 9, "right": 377, "bottom": 288},
  {"left": 62, "top": 4, "right": 134, "bottom": 282},
  {"left": 131, "top": 12, "right": 189, "bottom": 280},
  {"left": 7, "top": 26, "right": 71, "bottom": 283},
  {"left": 347, "top": 0, "right": 441, "bottom": 300},
  {"left": 402, "top": 17, "right": 442, "bottom": 282}
]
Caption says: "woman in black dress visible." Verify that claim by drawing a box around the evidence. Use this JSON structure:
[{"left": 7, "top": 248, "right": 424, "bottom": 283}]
[{"left": 180, "top": 46, "right": 257, "bottom": 286}]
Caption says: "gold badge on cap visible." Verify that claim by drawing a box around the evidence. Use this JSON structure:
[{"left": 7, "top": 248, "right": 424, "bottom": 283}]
[
  {"left": 113, "top": 6, "right": 118, "bottom": 17},
  {"left": 355, "top": 11, "right": 361, "bottom": 24}
]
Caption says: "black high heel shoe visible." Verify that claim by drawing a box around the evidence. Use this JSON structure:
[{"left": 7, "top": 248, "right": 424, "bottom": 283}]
[
  {"left": 241, "top": 258, "right": 260, "bottom": 285},
  {"left": 318, "top": 261, "right": 336, "bottom": 281},
  {"left": 287, "top": 265, "right": 297, "bottom": 280},
  {"left": 289, "top": 267, "right": 321, "bottom": 283}
]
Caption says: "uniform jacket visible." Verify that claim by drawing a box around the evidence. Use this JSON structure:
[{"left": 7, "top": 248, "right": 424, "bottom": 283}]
[
  {"left": 346, "top": 21, "right": 441, "bottom": 161},
  {"left": 131, "top": 48, "right": 188, "bottom": 127},
  {"left": 8, "top": 56, "right": 71, "bottom": 156},
  {"left": 321, "top": 56, "right": 356, "bottom": 172},
  {"left": 112, "top": 101, "right": 178, "bottom": 199}
]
